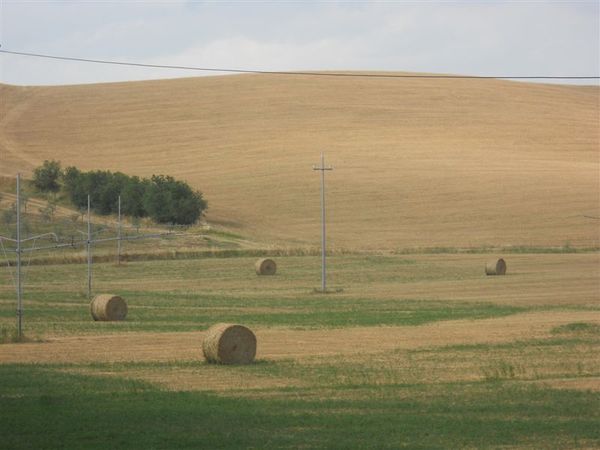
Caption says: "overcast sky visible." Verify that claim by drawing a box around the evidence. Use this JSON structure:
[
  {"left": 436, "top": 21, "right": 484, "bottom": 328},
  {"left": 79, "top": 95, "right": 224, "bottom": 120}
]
[{"left": 0, "top": 0, "right": 598, "bottom": 86}]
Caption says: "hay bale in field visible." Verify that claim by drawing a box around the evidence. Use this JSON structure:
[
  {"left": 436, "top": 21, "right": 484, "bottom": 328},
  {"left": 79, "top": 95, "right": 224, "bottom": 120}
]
[
  {"left": 485, "top": 258, "right": 507, "bottom": 276},
  {"left": 255, "top": 258, "right": 277, "bottom": 275},
  {"left": 202, "top": 323, "right": 257, "bottom": 364},
  {"left": 90, "top": 294, "right": 128, "bottom": 321}
]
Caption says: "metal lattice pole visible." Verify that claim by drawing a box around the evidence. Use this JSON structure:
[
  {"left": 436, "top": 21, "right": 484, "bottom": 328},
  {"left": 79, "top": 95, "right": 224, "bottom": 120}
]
[
  {"left": 1, "top": 177, "right": 181, "bottom": 336},
  {"left": 0, "top": 174, "right": 61, "bottom": 339},
  {"left": 87, "top": 195, "right": 92, "bottom": 300},
  {"left": 313, "top": 153, "right": 333, "bottom": 292},
  {"left": 117, "top": 195, "right": 122, "bottom": 265}
]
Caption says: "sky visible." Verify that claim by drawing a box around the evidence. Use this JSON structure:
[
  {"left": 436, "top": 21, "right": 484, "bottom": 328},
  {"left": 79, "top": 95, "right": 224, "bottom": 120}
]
[{"left": 0, "top": 0, "right": 598, "bottom": 86}]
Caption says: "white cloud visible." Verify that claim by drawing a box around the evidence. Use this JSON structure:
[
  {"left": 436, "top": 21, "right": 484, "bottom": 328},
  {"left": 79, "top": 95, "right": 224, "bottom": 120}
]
[
  {"left": 0, "top": 1, "right": 597, "bottom": 85},
  {"left": 154, "top": 36, "right": 364, "bottom": 72}
]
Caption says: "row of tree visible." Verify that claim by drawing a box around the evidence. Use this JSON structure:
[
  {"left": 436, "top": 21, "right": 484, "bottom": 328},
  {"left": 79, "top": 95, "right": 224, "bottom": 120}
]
[{"left": 33, "top": 160, "right": 207, "bottom": 225}]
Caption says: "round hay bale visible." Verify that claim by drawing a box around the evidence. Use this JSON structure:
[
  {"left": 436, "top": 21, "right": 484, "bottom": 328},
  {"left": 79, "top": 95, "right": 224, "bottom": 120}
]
[
  {"left": 90, "top": 294, "right": 128, "bottom": 321},
  {"left": 255, "top": 258, "right": 277, "bottom": 275},
  {"left": 485, "top": 258, "right": 507, "bottom": 276},
  {"left": 202, "top": 323, "right": 257, "bottom": 365}
]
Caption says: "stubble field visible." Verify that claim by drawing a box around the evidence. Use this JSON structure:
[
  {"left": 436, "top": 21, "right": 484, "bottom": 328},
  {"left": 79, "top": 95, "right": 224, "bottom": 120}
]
[
  {"left": 0, "top": 252, "right": 598, "bottom": 448},
  {"left": 1, "top": 75, "right": 598, "bottom": 250},
  {"left": 1, "top": 73, "right": 599, "bottom": 447}
]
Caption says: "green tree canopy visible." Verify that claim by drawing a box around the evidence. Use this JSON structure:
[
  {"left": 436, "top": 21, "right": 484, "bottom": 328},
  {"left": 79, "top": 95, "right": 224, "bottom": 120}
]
[
  {"left": 53, "top": 164, "right": 207, "bottom": 225},
  {"left": 143, "top": 175, "right": 207, "bottom": 225},
  {"left": 32, "top": 160, "right": 62, "bottom": 193}
]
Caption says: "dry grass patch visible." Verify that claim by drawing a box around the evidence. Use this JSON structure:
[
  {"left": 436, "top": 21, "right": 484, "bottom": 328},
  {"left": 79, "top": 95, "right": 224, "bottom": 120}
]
[
  {"left": 535, "top": 377, "right": 600, "bottom": 392},
  {"left": 375, "top": 253, "right": 600, "bottom": 307},
  {"left": 260, "top": 336, "right": 600, "bottom": 389},
  {"left": 2, "top": 309, "right": 594, "bottom": 364},
  {"left": 3, "top": 254, "right": 597, "bottom": 311},
  {"left": 256, "top": 310, "right": 599, "bottom": 360}
]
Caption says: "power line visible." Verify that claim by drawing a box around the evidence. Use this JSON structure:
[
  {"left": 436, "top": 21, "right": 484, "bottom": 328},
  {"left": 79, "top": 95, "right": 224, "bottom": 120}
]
[{"left": 1, "top": 48, "right": 598, "bottom": 80}]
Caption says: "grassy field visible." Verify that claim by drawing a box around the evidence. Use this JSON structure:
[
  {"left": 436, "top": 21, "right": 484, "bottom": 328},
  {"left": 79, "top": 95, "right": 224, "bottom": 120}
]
[
  {"left": 0, "top": 253, "right": 598, "bottom": 448},
  {"left": 1, "top": 366, "right": 598, "bottom": 449},
  {"left": 1, "top": 72, "right": 598, "bottom": 448}
]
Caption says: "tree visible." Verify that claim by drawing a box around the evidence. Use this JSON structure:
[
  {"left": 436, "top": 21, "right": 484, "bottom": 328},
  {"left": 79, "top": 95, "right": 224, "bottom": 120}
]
[
  {"left": 33, "top": 160, "right": 62, "bottom": 193},
  {"left": 143, "top": 175, "right": 175, "bottom": 224},
  {"left": 62, "top": 166, "right": 87, "bottom": 210},
  {"left": 58, "top": 165, "right": 207, "bottom": 225},
  {"left": 120, "top": 176, "right": 148, "bottom": 217},
  {"left": 88, "top": 170, "right": 115, "bottom": 214},
  {"left": 143, "top": 175, "right": 207, "bottom": 225}
]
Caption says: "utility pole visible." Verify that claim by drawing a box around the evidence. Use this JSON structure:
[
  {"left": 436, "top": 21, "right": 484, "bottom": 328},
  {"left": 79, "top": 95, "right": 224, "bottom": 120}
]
[
  {"left": 87, "top": 195, "right": 92, "bottom": 300},
  {"left": 0, "top": 179, "right": 178, "bottom": 337},
  {"left": 313, "top": 153, "right": 333, "bottom": 292},
  {"left": 1, "top": 174, "right": 60, "bottom": 340},
  {"left": 16, "top": 174, "right": 23, "bottom": 338},
  {"left": 117, "top": 195, "right": 122, "bottom": 265}
]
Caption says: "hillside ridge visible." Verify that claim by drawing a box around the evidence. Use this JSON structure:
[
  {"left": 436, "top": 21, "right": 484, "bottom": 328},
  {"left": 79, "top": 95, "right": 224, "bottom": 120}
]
[{"left": 1, "top": 74, "right": 598, "bottom": 249}]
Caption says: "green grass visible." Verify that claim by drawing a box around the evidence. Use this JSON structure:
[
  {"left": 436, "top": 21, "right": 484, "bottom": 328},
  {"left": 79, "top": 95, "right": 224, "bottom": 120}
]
[
  {"left": 0, "top": 255, "right": 529, "bottom": 336},
  {"left": 0, "top": 253, "right": 598, "bottom": 448},
  {"left": 248, "top": 334, "right": 600, "bottom": 386},
  {"left": 552, "top": 322, "right": 600, "bottom": 335},
  {"left": 0, "top": 365, "right": 598, "bottom": 449},
  {"left": 0, "top": 288, "right": 523, "bottom": 335},
  {"left": 0, "top": 326, "right": 41, "bottom": 344}
]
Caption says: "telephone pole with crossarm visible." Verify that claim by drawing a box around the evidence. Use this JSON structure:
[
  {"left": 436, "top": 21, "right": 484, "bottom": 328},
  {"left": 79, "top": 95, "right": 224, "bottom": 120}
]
[{"left": 313, "top": 153, "right": 333, "bottom": 292}]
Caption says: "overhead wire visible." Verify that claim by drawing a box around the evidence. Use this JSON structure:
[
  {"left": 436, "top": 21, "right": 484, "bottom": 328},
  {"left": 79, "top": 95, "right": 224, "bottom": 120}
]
[{"left": 0, "top": 48, "right": 598, "bottom": 80}]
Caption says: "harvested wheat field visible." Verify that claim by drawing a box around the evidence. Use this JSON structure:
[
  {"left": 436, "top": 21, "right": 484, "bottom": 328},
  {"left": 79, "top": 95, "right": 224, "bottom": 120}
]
[
  {"left": 0, "top": 310, "right": 595, "bottom": 366},
  {"left": 1, "top": 253, "right": 598, "bottom": 376},
  {"left": 1, "top": 74, "right": 599, "bottom": 448},
  {"left": 1, "top": 75, "right": 598, "bottom": 249}
]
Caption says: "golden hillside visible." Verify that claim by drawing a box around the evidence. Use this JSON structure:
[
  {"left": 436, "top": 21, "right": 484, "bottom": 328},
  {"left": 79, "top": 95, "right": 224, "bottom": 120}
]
[{"left": 1, "top": 74, "right": 598, "bottom": 250}]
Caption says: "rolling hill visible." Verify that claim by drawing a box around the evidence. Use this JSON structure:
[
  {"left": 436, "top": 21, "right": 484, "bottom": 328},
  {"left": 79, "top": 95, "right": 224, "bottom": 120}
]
[{"left": 0, "top": 73, "right": 598, "bottom": 250}]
